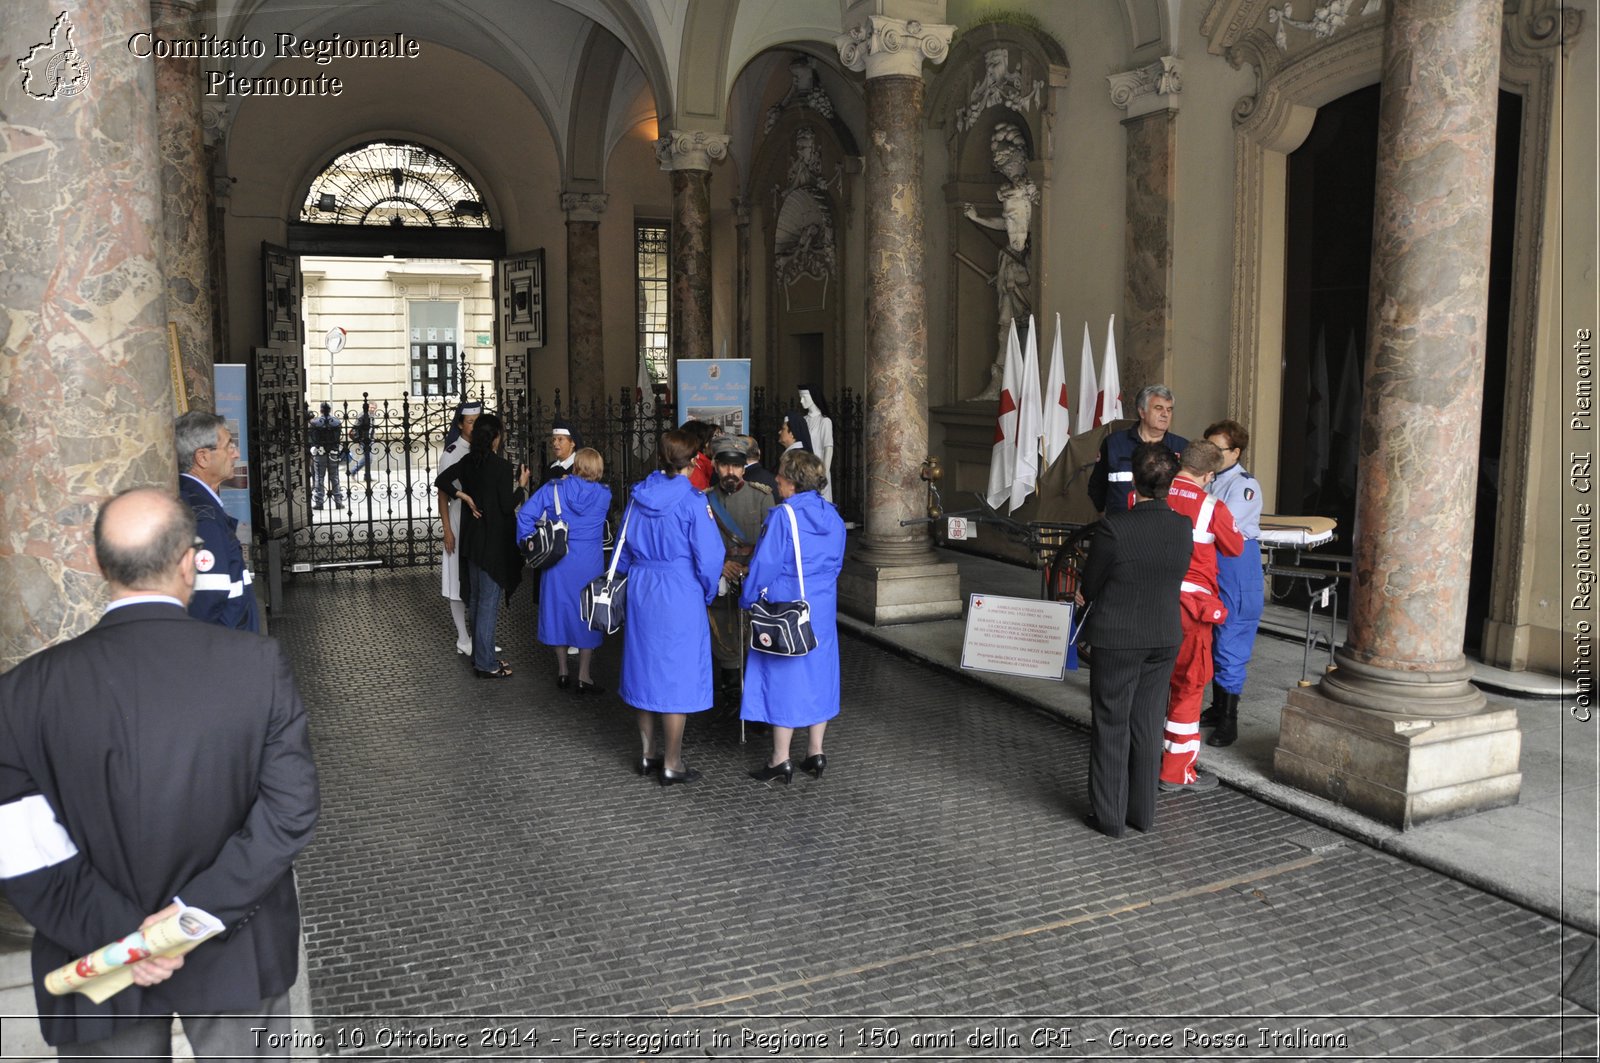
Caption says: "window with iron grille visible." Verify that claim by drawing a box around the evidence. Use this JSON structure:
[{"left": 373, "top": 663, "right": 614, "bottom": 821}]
[
  {"left": 635, "top": 221, "right": 670, "bottom": 386},
  {"left": 301, "top": 141, "right": 490, "bottom": 227},
  {"left": 409, "top": 301, "right": 460, "bottom": 396}
]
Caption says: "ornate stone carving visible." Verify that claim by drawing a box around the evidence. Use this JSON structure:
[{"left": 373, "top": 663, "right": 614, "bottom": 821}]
[
  {"left": 1266, "top": 0, "right": 1381, "bottom": 50},
  {"left": 765, "top": 55, "right": 836, "bottom": 133},
  {"left": 772, "top": 128, "right": 839, "bottom": 300},
  {"left": 1107, "top": 55, "right": 1183, "bottom": 115},
  {"left": 835, "top": 16, "right": 954, "bottom": 80},
  {"left": 200, "top": 100, "right": 229, "bottom": 145},
  {"left": 956, "top": 48, "right": 1044, "bottom": 131},
  {"left": 654, "top": 130, "right": 730, "bottom": 172},
  {"left": 560, "top": 192, "right": 609, "bottom": 222}
]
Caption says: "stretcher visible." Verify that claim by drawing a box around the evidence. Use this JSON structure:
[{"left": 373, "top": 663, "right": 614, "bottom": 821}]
[{"left": 1258, "top": 515, "right": 1346, "bottom": 685}]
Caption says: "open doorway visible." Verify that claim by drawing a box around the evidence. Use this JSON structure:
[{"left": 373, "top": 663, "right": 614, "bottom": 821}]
[{"left": 1277, "top": 86, "right": 1521, "bottom": 654}]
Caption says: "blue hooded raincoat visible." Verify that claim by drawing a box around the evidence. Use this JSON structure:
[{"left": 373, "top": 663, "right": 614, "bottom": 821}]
[
  {"left": 518, "top": 475, "right": 612, "bottom": 649},
  {"left": 616, "top": 471, "right": 723, "bottom": 712},
  {"left": 739, "top": 490, "right": 846, "bottom": 728}
]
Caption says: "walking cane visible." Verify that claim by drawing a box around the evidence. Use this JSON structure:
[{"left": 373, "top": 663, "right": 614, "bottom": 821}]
[{"left": 738, "top": 608, "right": 747, "bottom": 745}]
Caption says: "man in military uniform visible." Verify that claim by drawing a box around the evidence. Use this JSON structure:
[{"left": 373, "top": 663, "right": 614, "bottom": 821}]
[
  {"left": 308, "top": 402, "right": 344, "bottom": 510},
  {"left": 704, "top": 434, "right": 775, "bottom": 700},
  {"left": 1200, "top": 419, "right": 1265, "bottom": 748},
  {"left": 1088, "top": 384, "right": 1188, "bottom": 516}
]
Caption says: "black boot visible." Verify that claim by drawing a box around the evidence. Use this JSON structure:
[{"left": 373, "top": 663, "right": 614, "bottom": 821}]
[
  {"left": 1206, "top": 691, "right": 1239, "bottom": 747},
  {"left": 1200, "top": 681, "right": 1227, "bottom": 728}
]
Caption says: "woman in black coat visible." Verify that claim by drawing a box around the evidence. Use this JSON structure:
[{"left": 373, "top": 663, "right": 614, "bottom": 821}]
[{"left": 434, "top": 412, "right": 529, "bottom": 677}]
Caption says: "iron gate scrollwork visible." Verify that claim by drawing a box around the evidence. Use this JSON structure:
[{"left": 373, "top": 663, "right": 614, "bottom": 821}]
[{"left": 257, "top": 376, "right": 863, "bottom": 571}]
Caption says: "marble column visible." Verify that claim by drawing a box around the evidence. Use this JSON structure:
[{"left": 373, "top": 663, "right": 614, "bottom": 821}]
[
  {"left": 1, "top": 0, "right": 176, "bottom": 673},
  {"left": 655, "top": 131, "right": 727, "bottom": 361},
  {"left": 1108, "top": 57, "right": 1182, "bottom": 398},
  {"left": 563, "top": 191, "right": 608, "bottom": 405},
  {"left": 834, "top": 9, "right": 961, "bottom": 624},
  {"left": 152, "top": 0, "right": 214, "bottom": 408},
  {"left": 1274, "top": 0, "right": 1520, "bottom": 828},
  {"left": 733, "top": 196, "right": 752, "bottom": 361}
]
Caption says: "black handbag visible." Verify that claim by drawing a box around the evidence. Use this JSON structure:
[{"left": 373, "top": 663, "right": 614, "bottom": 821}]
[
  {"left": 748, "top": 505, "right": 817, "bottom": 656},
  {"left": 520, "top": 483, "right": 569, "bottom": 570},
  {"left": 581, "top": 506, "right": 629, "bottom": 634}
]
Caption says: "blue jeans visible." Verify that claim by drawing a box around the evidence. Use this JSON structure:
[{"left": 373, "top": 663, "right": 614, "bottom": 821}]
[
  {"left": 347, "top": 442, "right": 371, "bottom": 478},
  {"left": 467, "top": 560, "right": 503, "bottom": 673}
]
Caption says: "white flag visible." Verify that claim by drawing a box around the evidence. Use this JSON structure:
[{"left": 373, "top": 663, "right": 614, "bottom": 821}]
[
  {"left": 986, "top": 320, "right": 1024, "bottom": 511},
  {"left": 1042, "top": 313, "right": 1071, "bottom": 466},
  {"left": 1076, "top": 321, "right": 1098, "bottom": 434},
  {"left": 1010, "top": 315, "right": 1043, "bottom": 513},
  {"left": 1098, "top": 314, "right": 1124, "bottom": 424},
  {"left": 636, "top": 355, "right": 653, "bottom": 407}
]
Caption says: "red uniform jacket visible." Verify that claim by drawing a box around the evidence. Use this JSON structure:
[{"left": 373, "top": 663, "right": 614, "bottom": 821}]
[{"left": 1167, "top": 473, "right": 1244, "bottom": 595}]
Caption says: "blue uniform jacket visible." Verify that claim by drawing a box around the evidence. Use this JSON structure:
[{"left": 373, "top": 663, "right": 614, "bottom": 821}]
[
  {"left": 179, "top": 474, "right": 259, "bottom": 633},
  {"left": 1088, "top": 425, "right": 1189, "bottom": 514},
  {"left": 518, "top": 476, "right": 612, "bottom": 649},
  {"left": 615, "top": 472, "right": 724, "bottom": 713},
  {"left": 739, "top": 491, "right": 846, "bottom": 728}
]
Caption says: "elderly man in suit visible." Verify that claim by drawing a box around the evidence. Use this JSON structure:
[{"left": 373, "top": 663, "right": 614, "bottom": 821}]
[
  {"left": 1076, "top": 443, "right": 1193, "bottom": 838},
  {"left": 0, "top": 487, "right": 319, "bottom": 1056}
]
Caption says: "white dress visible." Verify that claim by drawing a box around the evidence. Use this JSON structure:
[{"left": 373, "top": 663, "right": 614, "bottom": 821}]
[
  {"left": 437, "top": 439, "right": 469, "bottom": 600},
  {"left": 805, "top": 412, "right": 835, "bottom": 503}
]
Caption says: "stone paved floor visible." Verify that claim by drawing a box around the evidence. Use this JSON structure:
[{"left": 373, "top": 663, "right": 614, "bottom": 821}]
[{"left": 275, "top": 569, "right": 1597, "bottom": 1060}]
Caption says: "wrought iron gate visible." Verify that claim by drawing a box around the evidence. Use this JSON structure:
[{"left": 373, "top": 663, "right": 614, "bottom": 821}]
[{"left": 255, "top": 379, "right": 864, "bottom": 571}]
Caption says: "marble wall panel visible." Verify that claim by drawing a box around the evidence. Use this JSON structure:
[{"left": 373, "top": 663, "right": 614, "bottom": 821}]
[
  {"left": 566, "top": 219, "right": 604, "bottom": 403},
  {"left": 1122, "top": 109, "right": 1176, "bottom": 400}
]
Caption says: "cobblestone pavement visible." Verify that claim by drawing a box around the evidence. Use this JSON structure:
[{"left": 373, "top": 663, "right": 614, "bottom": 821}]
[{"left": 275, "top": 570, "right": 1596, "bottom": 1060}]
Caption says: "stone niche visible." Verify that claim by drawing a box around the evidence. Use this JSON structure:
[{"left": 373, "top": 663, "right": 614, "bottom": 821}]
[
  {"left": 925, "top": 23, "right": 1067, "bottom": 557},
  {"left": 750, "top": 55, "right": 859, "bottom": 406}
]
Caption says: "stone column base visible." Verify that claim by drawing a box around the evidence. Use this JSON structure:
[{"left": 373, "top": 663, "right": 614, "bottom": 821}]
[
  {"left": 838, "top": 559, "right": 961, "bottom": 625},
  {"left": 1274, "top": 685, "right": 1522, "bottom": 829}
]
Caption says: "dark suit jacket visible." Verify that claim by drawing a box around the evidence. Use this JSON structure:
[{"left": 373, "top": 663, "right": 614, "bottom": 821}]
[
  {"left": 1080, "top": 499, "right": 1193, "bottom": 649},
  {"left": 0, "top": 602, "right": 319, "bottom": 1046}
]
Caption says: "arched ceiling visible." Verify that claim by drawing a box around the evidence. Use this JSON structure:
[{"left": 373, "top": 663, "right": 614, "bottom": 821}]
[{"left": 214, "top": 0, "right": 677, "bottom": 175}]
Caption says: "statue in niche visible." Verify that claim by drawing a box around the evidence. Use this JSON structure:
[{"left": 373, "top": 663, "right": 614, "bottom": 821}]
[
  {"left": 773, "top": 128, "right": 837, "bottom": 303},
  {"left": 956, "top": 49, "right": 1044, "bottom": 132},
  {"left": 961, "top": 122, "right": 1039, "bottom": 401},
  {"left": 765, "top": 54, "right": 836, "bottom": 133}
]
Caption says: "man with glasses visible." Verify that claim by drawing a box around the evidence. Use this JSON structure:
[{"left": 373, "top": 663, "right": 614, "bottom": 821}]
[{"left": 176, "top": 411, "right": 260, "bottom": 632}]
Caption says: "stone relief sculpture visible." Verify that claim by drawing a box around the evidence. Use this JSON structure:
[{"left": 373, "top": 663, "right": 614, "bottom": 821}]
[
  {"left": 1267, "top": 0, "right": 1383, "bottom": 51},
  {"left": 765, "top": 54, "right": 836, "bottom": 133},
  {"left": 960, "top": 122, "right": 1039, "bottom": 401},
  {"left": 773, "top": 128, "right": 839, "bottom": 303},
  {"left": 956, "top": 49, "right": 1043, "bottom": 132}
]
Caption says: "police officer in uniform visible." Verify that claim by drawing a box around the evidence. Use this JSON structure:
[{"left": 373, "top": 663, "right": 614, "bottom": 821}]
[
  {"left": 175, "top": 411, "right": 260, "bottom": 633},
  {"left": 1200, "top": 419, "right": 1265, "bottom": 747},
  {"left": 1088, "top": 384, "right": 1188, "bottom": 516},
  {"left": 308, "top": 402, "right": 344, "bottom": 510}
]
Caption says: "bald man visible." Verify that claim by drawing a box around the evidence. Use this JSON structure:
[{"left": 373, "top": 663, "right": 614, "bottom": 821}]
[{"left": 0, "top": 488, "right": 319, "bottom": 1056}]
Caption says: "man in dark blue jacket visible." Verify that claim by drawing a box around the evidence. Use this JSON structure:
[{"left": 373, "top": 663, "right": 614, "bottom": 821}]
[
  {"left": 175, "top": 411, "right": 259, "bottom": 632},
  {"left": 1087, "top": 384, "right": 1188, "bottom": 515}
]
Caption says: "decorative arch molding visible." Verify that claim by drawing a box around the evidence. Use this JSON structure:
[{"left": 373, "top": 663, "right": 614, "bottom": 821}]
[
  {"left": 926, "top": 20, "right": 1068, "bottom": 404},
  {"left": 567, "top": 25, "right": 629, "bottom": 190},
  {"left": 1118, "top": 0, "right": 1181, "bottom": 61},
  {"left": 674, "top": 0, "right": 739, "bottom": 128},
  {"left": 1207, "top": 0, "right": 1583, "bottom": 670}
]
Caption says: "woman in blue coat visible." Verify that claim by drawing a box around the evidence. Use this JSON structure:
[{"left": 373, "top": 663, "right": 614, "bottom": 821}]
[
  {"left": 517, "top": 447, "right": 611, "bottom": 693},
  {"left": 616, "top": 428, "right": 724, "bottom": 785},
  {"left": 740, "top": 449, "right": 846, "bottom": 784}
]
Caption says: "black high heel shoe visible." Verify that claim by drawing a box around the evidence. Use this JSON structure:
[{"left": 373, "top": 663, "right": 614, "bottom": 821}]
[
  {"left": 636, "top": 756, "right": 663, "bottom": 777},
  {"left": 659, "top": 765, "right": 702, "bottom": 787},
  {"left": 556, "top": 675, "right": 570, "bottom": 690},
  {"left": 749, "top": 760, "right": 793, "bottom": 785},
  {"left": 799, "top": 754, "right": 827, "bottom": 779},
  {"left": 576, "top": 679, "right": 604, "bottom": 695}
]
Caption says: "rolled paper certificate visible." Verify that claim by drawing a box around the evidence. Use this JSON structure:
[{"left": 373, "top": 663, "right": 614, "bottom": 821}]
[{"left": 45, "top": 906, "right": 224, "bottom": 1003}]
